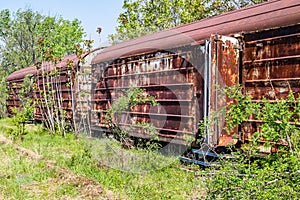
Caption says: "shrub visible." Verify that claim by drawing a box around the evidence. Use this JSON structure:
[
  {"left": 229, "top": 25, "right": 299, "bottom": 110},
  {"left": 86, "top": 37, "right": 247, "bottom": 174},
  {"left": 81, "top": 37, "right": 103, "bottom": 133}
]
[{"left": 203, "top": 85, "right": 300, "bottom": 199}]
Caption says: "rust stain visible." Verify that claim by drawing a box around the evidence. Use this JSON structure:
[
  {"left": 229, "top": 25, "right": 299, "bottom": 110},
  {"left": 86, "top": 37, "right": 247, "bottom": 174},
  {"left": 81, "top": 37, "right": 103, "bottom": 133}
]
[
  {"left": 209, "top": 35, "right": 240, "bottom": 147},
  {"left": 91, "top": 47, "right": 202, "bottom": 144},
  {"left": 242, "top": 24, "right": 300, "bottom": 147}
]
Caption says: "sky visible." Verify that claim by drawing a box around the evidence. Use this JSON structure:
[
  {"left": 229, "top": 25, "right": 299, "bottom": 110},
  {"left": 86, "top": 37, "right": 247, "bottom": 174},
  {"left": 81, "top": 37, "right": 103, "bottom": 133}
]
[{"left": 0, "top": 0, "right": 124, "bottom": 47}]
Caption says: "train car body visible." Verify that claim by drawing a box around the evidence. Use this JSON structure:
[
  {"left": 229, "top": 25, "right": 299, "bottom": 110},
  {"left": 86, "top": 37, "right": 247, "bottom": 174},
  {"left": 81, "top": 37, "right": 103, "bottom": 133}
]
[
  {"left": 6, "top": 48, "right": 103, "bottom": 133},
  {"left": 6, "top": 0, "right": 300, "bottom": 165},
  {"left": 90, "top": 0, "right": 300, "bottom": 152},
  {"left": 7, "top": 66, "right": 37, "bottom": 117},
  {"left": 34, "top": 54, "right": 79, "bottom": 123},
  {"left": 75, "top": 49, "right": 104, "bottom": 134}
]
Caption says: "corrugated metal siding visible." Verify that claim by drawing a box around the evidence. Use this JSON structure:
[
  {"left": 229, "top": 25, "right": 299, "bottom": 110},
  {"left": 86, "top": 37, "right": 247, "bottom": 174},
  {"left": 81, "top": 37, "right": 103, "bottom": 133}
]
[
  {"left": 91, "top": 35, "right": 241, "bottom": 145},
  {"left": 34, "top": 55, "right": 78, "bottom": 122},
  {"left": 6, "top": 66, "right": 37, "bottom": 117},
  {"left": 91, "top": 45, "right": 204, "bottom": 144},
  {"left": 241, "top": 24, "right": 300, "bottom": 149}
]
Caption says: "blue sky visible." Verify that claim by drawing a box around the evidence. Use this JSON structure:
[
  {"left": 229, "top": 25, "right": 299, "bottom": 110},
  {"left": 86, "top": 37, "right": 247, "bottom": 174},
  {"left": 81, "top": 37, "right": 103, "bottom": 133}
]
[{"left": 0, "top": 0, "right": 124, "bottom": 47}]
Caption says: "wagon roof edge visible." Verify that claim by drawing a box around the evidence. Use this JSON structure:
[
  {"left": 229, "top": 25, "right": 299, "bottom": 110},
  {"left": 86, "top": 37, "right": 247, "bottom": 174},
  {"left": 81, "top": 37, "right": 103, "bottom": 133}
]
[{"left": 92, "top": 0, "right": 300, "bottom": 64}]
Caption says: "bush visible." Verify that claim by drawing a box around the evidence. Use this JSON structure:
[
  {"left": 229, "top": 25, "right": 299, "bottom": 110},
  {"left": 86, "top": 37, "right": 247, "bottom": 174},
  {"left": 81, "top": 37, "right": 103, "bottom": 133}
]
[{"left": 203, "top": 86, "right": 300, "bottom": 199}]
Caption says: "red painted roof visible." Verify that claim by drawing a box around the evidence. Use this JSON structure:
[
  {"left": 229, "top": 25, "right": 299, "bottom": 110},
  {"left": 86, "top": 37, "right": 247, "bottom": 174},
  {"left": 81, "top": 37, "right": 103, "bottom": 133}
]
[
  {"left": 92, "top": 0, "right": 300, "bottom": 64},
  {"left": 6, "top": 66, "right": 37, "bottom": 81},
  {"left": 7, "top": 48, "right": 103, "bottom": 81},
  {"left": 6, "top": 55, "right": 78, "bottom": 81}
]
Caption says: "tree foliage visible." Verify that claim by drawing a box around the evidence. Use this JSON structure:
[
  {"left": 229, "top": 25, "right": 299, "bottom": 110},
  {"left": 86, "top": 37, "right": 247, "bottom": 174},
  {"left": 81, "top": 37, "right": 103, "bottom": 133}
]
[
  {"left": 0, "top": 8, "right": 85, "bottom": 74},
  {"left": 109, "top": 0, "right": 267, "bottom": 43},
  {"left": 0, "top": 8, "right": 86, "bottom": 119},
  {"left": 0, "top": 70, "right": 7, "bottom": 118}
]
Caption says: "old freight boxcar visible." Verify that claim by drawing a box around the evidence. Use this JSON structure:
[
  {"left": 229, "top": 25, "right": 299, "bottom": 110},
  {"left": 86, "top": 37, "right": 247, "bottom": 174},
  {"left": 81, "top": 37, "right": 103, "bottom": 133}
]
[
  {"left": 6, "top": 66, "right": 37, "bottom": 117},
  {"left": 90, "top": 0, "right": 300, "bottom": 160},
  {"left": 34, "top": 48, "right": 103, "bottom": 132},
  {"left": 6, "top": 48, "right": 103, "bottom": 133},
  {"left": 74, "top": 48, "right": 104, "bottom": 134}
]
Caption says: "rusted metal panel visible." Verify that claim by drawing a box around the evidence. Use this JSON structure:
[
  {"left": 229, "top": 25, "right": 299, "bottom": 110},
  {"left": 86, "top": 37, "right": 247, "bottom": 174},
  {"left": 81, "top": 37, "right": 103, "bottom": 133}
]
[
  {"left": 207, "top": 35, "right": 240, "bottom": 147},
  {"left": 34, "top": 55, "right": 78, "bottom": 122},
  {"left": 244, "top": 62, "right": 300, "bottom": 81},
  {"left": 35, "top": 63, "right": 76, "bottom": 121},
  {"left": 91, "top": 35, "right": 241, "bottom": 146},
  {"left": 33, "top": 49, "right": 102, "bottom": 124},
  {"left": 91, "top": 45, "right": 204, "bottom": 144},
  {"left": 92, "top": 0, "right": 300, "bottom": 64},
  {"left": 242, "top": 23, "right": 300, "bottom": 148},
  {"left": 6, "top": 66, "right": 37, "bottom": 117},
  {"left": 243, "top": 26, "right": 300, "bottom": 64}
]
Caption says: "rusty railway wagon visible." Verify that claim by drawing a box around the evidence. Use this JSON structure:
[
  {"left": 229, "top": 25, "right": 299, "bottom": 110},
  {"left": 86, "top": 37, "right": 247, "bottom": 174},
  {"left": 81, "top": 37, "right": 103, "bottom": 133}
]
[
  {"left": 6, "top": 0, "right": 300, "bottom": 166},
  {"left": 7, "top": 66, "right": 37, "bottom": 117},
  {"left": 90, "top": 0, "right": 300, "bottom": 165},
  {"left": 6, "top": 48, "right": 103, "bottom": 133}
]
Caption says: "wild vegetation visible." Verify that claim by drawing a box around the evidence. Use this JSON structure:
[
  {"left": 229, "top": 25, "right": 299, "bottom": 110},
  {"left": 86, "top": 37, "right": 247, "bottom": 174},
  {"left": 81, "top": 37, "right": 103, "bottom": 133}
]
[
  {"left": 0, "top": 8, "right": 86, "bottom": 119},
  {"left": 3, "top": 81, "right": 299, "bottom": 199},
  {"left": 105, "top": 87, "right": 160, "bottom": 147},
  {"left": 5, "top": 75, "right": 34, "bottom": 140},
  {"left": 201, "top": 86, "right": 300, "bottom": 199},
  {"left": 1, "top": 1, "right": 299, "bottom": 199},
  {"left": 0, "top": 8, "right": 85, "bottom": 72},
  {"left": 0, "top": 118, "right": 204, "bottom": 199}
]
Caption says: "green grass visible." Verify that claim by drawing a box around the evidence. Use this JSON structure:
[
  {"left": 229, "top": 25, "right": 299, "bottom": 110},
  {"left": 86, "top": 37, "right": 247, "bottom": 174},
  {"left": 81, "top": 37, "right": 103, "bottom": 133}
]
[
  {"left": 0, "top": 118, "right": 205, "bottom": 199},
  {"left": 0, "top": 143, "right": 79, "bottom": 199}
]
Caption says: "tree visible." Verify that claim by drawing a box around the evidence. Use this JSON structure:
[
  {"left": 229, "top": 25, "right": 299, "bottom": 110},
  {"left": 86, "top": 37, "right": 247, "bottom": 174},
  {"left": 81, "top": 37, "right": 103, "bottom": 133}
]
[
  {"left": 0, "top": 8, "right": 86, "bottom": 119},
  {"left": 0, "top": 67, "right": 7, "bottom": 118},
  {"left": 109, "top": 0, "right": 267, "bottom": 43},
  {"left": 0, "top": 8, "right": 85, "bottom": 74}
]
